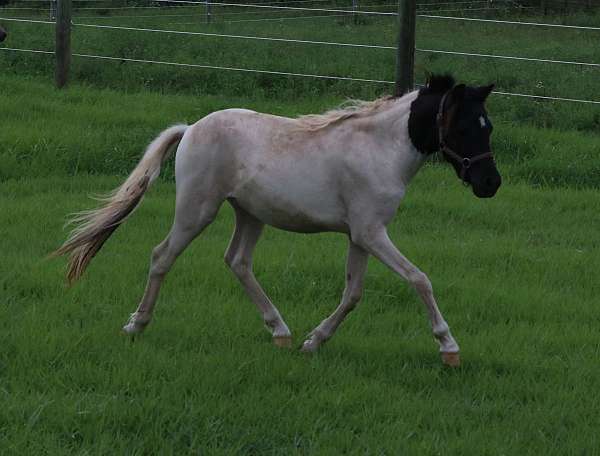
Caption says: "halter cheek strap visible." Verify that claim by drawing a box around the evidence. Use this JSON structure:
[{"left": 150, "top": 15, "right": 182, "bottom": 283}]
[{"left": 436, "top": 90, "right": 493, "bottom": 184}]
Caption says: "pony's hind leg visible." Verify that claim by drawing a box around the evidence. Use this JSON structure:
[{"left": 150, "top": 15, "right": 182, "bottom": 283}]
[
  {"left": 122, "top": 196, "right": 222, "bottom": 335},
  {"left": 224, "top": 202, "right": 292, "bottom": 347}
]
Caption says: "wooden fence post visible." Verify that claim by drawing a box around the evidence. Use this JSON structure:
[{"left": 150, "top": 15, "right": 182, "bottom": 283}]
[
  {"left": 55, "top": 0, "right": 71, "bottom": 88},
  {"left": 395, "top": 0, "right": 416, "bottom": 97}
]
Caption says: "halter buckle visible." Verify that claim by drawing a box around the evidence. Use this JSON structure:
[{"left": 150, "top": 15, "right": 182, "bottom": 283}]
[{"left": 461, "top": 157, "right": 471, "bottom": 169}]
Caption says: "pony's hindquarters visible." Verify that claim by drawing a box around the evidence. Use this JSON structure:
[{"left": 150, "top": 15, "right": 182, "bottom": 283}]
[
  {"left": 123, "top": 121, "right": 230, "bottom": 335},
  {"left": 124, "top": 114, "right": 292, "bottom": 340}
]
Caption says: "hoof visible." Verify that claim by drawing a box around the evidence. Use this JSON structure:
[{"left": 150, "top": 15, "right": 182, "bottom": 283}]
[
  {"left": 299, "top": 336, "right": 321, "bottom": 353},
  {"left": 273, "top": 335, "right": 292, "bottom": 348},
  {"left": 122, "top": 322, "right": 144, "bottom": 336},
  {"left": 441, "top": 352, "right": 460, "bottom": 367},
  {"left": 121, "top": 314, "right": 150, "bottom": 336}
]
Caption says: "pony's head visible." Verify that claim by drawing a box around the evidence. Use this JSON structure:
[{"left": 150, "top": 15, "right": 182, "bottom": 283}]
[
  {"left": 409, "top": 75, "right": 501, "bottom": 198},
  {"left": 438, "top": 82, "right": 501, "bottom": 198}
]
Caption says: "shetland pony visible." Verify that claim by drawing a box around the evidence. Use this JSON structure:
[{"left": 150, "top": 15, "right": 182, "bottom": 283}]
[{"left": 55, "top": 75, "right": 500, "bottom": 366}]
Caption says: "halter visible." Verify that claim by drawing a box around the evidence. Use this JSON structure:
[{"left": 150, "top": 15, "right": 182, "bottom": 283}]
[{"left": 436, "top": 91, "right": 494, "bottom": 184}]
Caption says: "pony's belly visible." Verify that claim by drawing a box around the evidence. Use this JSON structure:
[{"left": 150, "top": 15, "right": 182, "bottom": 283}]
[
  {"left": 231, "top": 186, "right": 347, "bottom": 234},
  {"left": 252, "top": 208, "right": 348, "bottom": 233}
]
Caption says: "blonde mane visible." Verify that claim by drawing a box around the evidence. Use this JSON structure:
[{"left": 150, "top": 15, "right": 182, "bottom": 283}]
[{"left": 295, "top": 96, "right": 396, "bottom": 131}]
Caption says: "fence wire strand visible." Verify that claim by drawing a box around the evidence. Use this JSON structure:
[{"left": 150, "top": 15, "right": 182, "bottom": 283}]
[
  {"left": 2, "top": 46, "right": 600, "bottom": 105},
  {"left": 153, "top": 0, "right": 398, "bottom": 15},
  {"left": 44, "top": 20, "right": 600, "bottom": 68},
  {"left": 418, "top": 14, "right": 600, "bottom": 30}
]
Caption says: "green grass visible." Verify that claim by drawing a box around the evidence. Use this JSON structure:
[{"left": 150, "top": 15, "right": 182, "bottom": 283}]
[
  {"left": 2, "top": 172, "right": 600, "bottom": 454},
  {"left": 1, "top": 2, "right": 600, "bottom": 447},
  {"left": 1, "top": 64, "right": 600, "bottom": 453}
]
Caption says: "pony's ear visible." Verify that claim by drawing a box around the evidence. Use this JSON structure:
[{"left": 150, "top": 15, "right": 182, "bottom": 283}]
[
  {"left": 476, "top": 84, "right": 495, "bottom": 101},
  {"left": 426, "top": 73, "right": 455, "bottom": 92},
  {"left": 448, "top": 84, "right": 466, "bottom": 106}
]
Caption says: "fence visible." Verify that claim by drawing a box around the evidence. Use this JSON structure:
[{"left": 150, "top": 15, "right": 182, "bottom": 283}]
[{"left": 0, "top": 0, "right": 599, "bottom": 104}]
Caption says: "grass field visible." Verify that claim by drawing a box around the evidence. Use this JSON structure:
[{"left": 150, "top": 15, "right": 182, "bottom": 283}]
[
  {"left": 2, "top": 3, "right": 600, "bottom": 453},
  {"left": 2, "top": 172, "right": 600, "bottom": 454},
  {"left": 1, "top": 69, "right": 600, "bottom": 453}
]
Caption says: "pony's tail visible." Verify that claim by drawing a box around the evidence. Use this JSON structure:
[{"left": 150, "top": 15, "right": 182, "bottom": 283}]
[{"left": 52, "top": 124, "right": 188, "bottom": 284}]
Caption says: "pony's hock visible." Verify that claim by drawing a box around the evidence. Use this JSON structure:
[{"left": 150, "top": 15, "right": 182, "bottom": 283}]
[{"left": 55, "top": 74, "right": 501, "bottom": 365}]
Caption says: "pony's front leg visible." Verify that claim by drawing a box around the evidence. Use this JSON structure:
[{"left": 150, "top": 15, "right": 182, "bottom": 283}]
[
  {"left": 301, "top": 241, "right": 368, "bottom": 352},
  {"left": 355, "top": 226, "right": 460, "bottom": 366}
]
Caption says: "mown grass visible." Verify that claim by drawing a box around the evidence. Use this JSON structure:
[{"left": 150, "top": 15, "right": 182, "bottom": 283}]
[
  {"left": 1, "top": 20, "right": 599, "bottom": 452},
  {"left": 2, "top": 170, "right": 600, "bottom": 454}
]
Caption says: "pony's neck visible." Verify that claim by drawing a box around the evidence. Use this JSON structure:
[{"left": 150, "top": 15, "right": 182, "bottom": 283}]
[
  {"left": 370, "top": 91, "right": 430, "bottom": 185},
  {"left": 407, "top": 90, "right": 445, "bottom": 155}
]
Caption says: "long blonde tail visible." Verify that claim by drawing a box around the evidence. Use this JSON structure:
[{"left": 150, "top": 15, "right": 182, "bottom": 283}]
[{"left": 53, "top": 124, "right": 188, "bottom": 284}]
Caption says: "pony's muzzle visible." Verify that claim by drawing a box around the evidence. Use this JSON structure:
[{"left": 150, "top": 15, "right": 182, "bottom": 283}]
[{"left": 473, "top": 172, "right": 501, "bottom": 198}]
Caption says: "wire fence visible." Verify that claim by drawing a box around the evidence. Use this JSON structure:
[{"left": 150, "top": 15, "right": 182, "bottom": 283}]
[{"left": 0, "top": 1, "right": 599, "bottom": 104}]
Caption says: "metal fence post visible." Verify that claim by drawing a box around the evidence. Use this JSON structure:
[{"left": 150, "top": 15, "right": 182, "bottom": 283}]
[
  {"left": 352, "top": 0, "right": 358, "bottom": 24},
  {"left": 394, "top": 0, "right": 416, "bottom": 97},
  {"left": 55, "top": 0, "right": 71, "bottom": 88},
  {"left": 206, "top": 0, "right": 211, "bottom": 24}
]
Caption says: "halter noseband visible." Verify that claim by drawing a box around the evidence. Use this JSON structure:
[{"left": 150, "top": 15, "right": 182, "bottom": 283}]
[{"left": 436, "top": 90, "right": 493, "bottom": 184}]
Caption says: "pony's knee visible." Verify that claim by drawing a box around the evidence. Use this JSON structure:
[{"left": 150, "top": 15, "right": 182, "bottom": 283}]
[{"left": 410, "top": 271, "right": 432, "bottom": 295}]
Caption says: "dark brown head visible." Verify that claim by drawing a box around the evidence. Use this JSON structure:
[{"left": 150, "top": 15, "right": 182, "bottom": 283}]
[{"left": 409, "top": 75, "right": 501, "bottom": 198}]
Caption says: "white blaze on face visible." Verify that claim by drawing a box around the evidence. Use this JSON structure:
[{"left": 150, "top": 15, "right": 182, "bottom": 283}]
[{"left": 479, "top": 116, "right": 486, "bottom": 128}]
